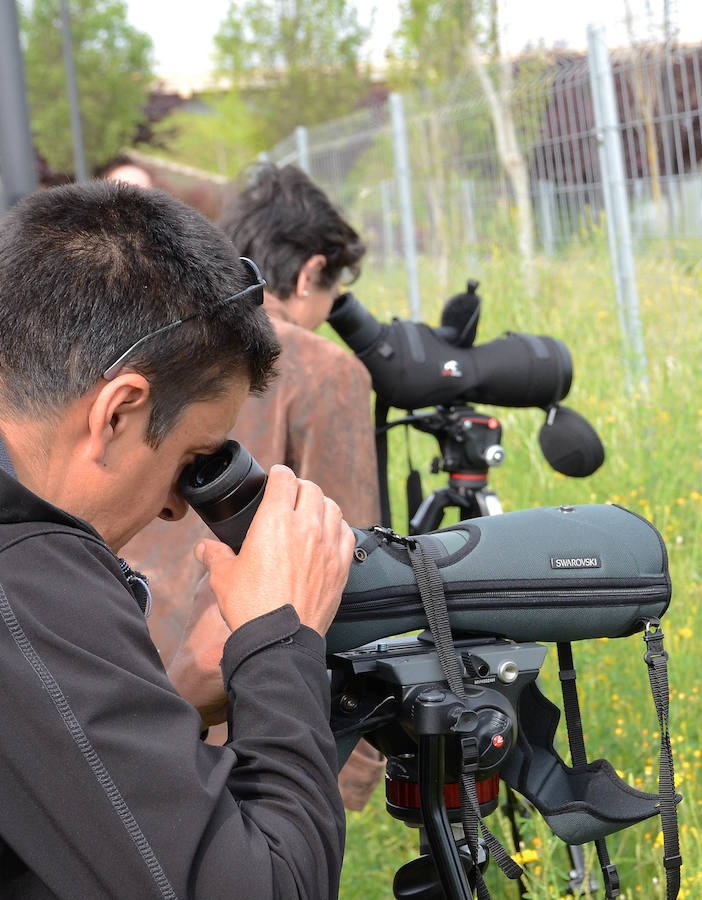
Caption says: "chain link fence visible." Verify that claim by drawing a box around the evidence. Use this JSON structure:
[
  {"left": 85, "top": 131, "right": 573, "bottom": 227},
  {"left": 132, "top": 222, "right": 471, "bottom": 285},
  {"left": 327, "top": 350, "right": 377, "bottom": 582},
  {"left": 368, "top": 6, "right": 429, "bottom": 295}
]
[{"left": 264, "top": 28, "right": 701, "bottom": 397}]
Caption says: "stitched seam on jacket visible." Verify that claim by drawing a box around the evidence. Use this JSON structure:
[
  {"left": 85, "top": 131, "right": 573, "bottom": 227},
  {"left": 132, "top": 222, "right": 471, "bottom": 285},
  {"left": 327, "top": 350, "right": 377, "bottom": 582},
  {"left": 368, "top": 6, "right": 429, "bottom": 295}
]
[
  {"left": 0, "top": 580, "right": 178, "bottom": 900},
  {"left": 0, "top": 527, "right": 111, "bottom": 558}
]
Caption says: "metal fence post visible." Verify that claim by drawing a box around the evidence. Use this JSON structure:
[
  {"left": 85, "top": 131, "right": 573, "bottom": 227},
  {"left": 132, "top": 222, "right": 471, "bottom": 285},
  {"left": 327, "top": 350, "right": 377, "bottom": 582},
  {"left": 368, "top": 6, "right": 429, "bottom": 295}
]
[
  {"left": 0, "top": 0, "right": 38, "bottom": 211},
  {"left": 380, "top": 179, "right": 395, "bottom": 266},
  {"left": 538, "top": 180, "right": 556, "bottom": 256},
  {"left": 389, "top": 92, "right": 421, "bottom": 319},
  {"left": 295, "top": 126, "right": 310, "bottom": 175},
  {"left": 587, "top": 24, "right": 648, "bottom": 388},
  {"left": 59, "top": 0, "right": 87, "bottom": 182}
]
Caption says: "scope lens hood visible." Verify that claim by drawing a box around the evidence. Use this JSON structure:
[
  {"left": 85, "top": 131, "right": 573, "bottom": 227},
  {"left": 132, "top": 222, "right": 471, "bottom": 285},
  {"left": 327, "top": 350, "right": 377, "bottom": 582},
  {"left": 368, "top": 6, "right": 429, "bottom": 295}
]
[{"left": 327, "top": 291, "right": 383, "bottom": 355}]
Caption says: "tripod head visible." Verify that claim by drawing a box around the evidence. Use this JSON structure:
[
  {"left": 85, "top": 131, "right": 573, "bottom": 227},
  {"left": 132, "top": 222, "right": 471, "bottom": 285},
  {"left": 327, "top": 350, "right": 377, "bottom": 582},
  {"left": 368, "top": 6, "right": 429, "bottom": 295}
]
[
  {"left": 330, "top": 633, "right": 547, "bottom": 899},
  {"left": 409, "top": 407, "right": 506, "bottom": 478},
  {"left": 380, "top": 404, "right": 508, "bottom": 531}
]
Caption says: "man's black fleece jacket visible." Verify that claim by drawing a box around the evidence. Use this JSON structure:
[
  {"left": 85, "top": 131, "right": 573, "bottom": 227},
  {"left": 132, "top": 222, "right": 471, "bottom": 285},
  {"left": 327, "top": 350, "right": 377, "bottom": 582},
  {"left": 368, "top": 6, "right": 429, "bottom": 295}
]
[{"left": 0, "top": 468, "right": 345, "bottom": 898}]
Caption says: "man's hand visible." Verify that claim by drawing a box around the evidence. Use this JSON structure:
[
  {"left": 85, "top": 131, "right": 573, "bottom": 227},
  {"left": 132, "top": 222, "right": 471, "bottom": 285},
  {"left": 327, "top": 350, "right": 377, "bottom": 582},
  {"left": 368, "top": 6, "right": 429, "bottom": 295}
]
[
  {"left": 194, "top": 465, "right": 355, "bottom": 635},
  {"left": 167, "top": 574, "right": 232, "bottom": 728}
]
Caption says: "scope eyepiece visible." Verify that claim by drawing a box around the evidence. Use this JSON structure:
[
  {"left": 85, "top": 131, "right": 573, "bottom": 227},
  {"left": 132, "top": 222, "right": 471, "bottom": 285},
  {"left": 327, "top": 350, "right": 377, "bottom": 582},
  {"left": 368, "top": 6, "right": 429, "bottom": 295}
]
[{"left": 179, "top": 440, "right": 267, "bottom": 552}]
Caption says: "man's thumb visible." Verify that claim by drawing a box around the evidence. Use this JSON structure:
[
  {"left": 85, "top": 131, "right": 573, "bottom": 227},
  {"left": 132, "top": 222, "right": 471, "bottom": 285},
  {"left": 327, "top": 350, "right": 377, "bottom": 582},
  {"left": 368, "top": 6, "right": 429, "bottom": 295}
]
[{"left": 194, "top": 539, "right": 235, "bottom": 569}]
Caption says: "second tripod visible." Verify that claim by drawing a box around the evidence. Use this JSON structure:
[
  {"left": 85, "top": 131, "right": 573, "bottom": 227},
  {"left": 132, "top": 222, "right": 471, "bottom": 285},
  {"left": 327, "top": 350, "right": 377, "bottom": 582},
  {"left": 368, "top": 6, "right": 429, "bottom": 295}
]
[{"left": 401, "top": 405, "right": 506, "bottom": 534}]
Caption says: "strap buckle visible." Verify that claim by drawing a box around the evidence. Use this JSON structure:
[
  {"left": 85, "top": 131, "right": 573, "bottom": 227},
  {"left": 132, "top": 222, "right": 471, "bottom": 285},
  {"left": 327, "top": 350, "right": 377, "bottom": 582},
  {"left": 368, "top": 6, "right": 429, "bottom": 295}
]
[
  {"left": 369, "top": 525, "right": 417, "bottom": 549},
  {"left": 663, "top": 852, "right": 682, "bottom": 871},
  {"left": 643, "top": 620, "right": 668, "bottom": 665},
  {"left": 602, "top": 863, "right": 620, "bottom": 896},
  {"left": 461, "top": 736, "right": 479, "bottom": 776}
]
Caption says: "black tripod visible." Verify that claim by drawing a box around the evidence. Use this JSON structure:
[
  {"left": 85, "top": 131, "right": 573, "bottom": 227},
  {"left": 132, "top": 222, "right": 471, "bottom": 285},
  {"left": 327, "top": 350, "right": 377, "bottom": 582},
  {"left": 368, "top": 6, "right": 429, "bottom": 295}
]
[{"left": 375, "top": 403, "right": 598, "bottom": 898}]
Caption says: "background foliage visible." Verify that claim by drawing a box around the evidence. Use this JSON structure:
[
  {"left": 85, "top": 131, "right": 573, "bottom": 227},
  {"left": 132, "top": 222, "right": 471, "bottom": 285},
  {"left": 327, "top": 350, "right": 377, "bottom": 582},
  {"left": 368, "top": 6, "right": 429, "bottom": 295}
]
[
  {"left": 213, "top": 0, "right": 373, "bottom": 146},
  {"left": 14, "top": 2, "right": 700, "bottom": 895},
  {"left": 22, "top": 0, "right": 153, "bottom": 174}
]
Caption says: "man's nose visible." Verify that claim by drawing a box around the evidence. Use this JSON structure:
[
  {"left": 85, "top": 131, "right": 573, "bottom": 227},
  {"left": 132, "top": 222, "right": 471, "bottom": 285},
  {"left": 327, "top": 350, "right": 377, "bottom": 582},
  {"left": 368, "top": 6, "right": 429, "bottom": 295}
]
[{"left": 158, "top": 486, "right": 189, "bottom": 522}]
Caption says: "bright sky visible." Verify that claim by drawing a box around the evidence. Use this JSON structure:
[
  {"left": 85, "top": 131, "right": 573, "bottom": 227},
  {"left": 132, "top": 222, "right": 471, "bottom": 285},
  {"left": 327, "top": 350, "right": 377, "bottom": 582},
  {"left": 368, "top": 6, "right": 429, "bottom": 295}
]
[
  {"left": 124, "top": 0, "right": 702, "bottom": 81},
  {"left": 124, "top": 0, "right": 400, "bottom": 79}
]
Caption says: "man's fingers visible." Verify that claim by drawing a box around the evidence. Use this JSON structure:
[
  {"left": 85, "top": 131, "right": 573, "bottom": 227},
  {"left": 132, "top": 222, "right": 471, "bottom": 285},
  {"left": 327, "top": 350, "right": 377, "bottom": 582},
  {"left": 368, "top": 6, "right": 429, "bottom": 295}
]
[
  {"left": 321, "top": 495, "right": 344, "bottom": 535},
  {"left": 259, "top": 464, "right": 300, "bottom": 512},
  {"left": 340, "top": 519, "right": 356, "bottom": 559},
  {"left": 294, "top": 478, "right": 325, "bottom": 516},
  {"left": 259, "top": 468, "right": 326, "bottom": 525},
  {"left": 194, "top": 538, "right": 236, "bottom": 570}
]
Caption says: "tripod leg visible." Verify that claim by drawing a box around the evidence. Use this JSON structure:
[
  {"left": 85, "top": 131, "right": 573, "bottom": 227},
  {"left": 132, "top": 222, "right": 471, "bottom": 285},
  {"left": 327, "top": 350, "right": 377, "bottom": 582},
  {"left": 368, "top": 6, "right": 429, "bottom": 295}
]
[
  {"left": 501, "top": 785, "right": 529, "bottom": 899},
  {"left": 416, "top": 735, "right": 473, "bottom": 900},
  {"left": 409, "top": 488, "right": 489, "bottom": 533},
  {"left": 409, "top": 491, "right": 451, "bottom": 534},
  {"left": 566, "top": 844, "right": 599, "bottom": 896},
  {"left": 473, "top": 488, "right": 504, "bottom": 517}
]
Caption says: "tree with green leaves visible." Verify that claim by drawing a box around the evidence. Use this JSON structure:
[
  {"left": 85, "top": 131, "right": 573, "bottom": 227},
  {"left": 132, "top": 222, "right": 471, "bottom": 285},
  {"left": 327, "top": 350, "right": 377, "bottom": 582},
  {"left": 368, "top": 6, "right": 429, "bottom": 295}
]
[
  {"left": 146, "top": 91, "right": 266, "bottom": 181},
  {"left": 213, "top": 0, "right": 372, "bottom": 146},
  {"left": 393, "top": 0, "right": 537, "bottom": 292},
  {"left": 22, "top": 0, "right": 153, "bottom": 175}
]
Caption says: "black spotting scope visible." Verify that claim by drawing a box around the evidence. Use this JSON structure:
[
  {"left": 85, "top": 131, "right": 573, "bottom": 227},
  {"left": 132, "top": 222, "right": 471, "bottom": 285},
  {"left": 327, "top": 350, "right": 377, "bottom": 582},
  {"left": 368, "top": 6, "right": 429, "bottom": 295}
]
[
  {"left": 327, "top": 284, "right": 605, "bottom": 479},
  {"left": 327, "top": 288, "right": 572, "bottom": 411}
]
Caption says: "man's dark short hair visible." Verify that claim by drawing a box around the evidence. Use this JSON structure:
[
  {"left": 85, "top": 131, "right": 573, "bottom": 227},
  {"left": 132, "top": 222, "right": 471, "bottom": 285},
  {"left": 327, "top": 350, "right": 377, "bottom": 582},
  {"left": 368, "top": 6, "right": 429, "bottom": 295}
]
[
  {"left": 218, "top": 164, "right": 365, "bottom": 299},
  {"left": 0, "top": 180, "right": 280, "bottom": 445}
]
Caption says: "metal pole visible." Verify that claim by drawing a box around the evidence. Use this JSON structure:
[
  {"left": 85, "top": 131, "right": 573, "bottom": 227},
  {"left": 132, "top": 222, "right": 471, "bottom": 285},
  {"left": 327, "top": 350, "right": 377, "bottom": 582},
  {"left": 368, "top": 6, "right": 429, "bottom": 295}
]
[
  {"left": 389, "top": 92, "right": 421, "bottom": 319},
  {"left": 59, "top": 0, "right": 88, "bottom": 182},
  {"left": 587, "top": 24, "right": 648, "bottom": 388},
  {"left": 380, "top": 179, "right": 394, "bottom": 266},
  {"left": 0, "top": 0, "right": 38, "bottom": 210},
  {"left": 295, "top": 125, "right": 310, "bottom": 175},
  {"left": 538, "top": 180, "right": 555, "bottom": 256}
]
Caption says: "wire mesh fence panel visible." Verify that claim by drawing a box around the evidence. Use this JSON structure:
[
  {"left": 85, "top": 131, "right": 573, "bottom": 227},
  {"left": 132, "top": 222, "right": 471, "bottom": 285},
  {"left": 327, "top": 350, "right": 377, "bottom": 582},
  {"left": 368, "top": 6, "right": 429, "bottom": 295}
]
[
  {"left": 608, "top": 40, "right": 702, "bottom": 386},
  {"left": 262, "top": 33, "right": 701, "bottom": 397}
]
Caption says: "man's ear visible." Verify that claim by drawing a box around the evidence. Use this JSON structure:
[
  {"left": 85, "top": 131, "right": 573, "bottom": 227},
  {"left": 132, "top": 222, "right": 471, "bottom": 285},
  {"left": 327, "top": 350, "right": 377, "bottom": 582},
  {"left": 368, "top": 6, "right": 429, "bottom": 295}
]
[
  {"left": 295, "top": 254, "right": 327, "bottom": 298},
  {"left": 85, "top": 374, "right": 151, "bottom": 464}
]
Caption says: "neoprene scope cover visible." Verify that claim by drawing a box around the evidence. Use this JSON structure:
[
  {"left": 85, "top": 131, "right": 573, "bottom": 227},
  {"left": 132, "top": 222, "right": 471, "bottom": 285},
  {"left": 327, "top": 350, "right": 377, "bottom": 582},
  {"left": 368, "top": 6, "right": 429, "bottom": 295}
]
[
  {"left": 327, "top": 291, "right": 573, "bottom": 411},
  {"left": 326, "top": 503, "right": 669, "bottom": 653}
]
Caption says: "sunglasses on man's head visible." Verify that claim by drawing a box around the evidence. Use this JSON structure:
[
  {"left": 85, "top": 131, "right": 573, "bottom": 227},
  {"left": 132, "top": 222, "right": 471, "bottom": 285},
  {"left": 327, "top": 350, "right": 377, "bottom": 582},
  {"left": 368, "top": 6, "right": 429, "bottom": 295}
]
[{"left": 102, "top": 257, "right": 265, "bottom": 381}]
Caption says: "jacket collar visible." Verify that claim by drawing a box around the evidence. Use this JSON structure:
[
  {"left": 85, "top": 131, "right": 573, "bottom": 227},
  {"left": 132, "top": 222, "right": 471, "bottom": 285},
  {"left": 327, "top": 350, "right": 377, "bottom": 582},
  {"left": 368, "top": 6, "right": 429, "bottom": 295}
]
[
  {"left": 0, "top": 430, "right": 103, "bottom": 539},
  {"left": 0, "top": 431, "right": 152, "bottom": 614}
]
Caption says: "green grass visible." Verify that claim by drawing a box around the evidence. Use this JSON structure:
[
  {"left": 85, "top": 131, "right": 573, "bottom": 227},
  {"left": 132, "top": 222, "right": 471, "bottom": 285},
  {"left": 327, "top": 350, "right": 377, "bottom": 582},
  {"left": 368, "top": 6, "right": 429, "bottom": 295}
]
[{"left": 335, "top": 237, "right": 702, "bottom": 899}]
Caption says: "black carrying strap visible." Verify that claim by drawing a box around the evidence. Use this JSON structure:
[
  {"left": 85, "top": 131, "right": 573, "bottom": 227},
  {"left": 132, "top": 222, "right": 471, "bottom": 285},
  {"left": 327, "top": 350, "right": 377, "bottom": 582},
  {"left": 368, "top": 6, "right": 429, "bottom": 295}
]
[
  {"left": 642, "top": 620, "right": 681, "bottom": 900},
  {"left": 558, "top": 632, "right": 681, "bottom": 900},
  {"left": 375, "top": 400, "right": 393, "bottom": 527},
  {"left": 556, "top": 642, "right": 620, "bottom": 898},
  {"left": 405, "top": 426, "right": 423, "bottom": 523},
  {"left": 398, "top": 532, "right": 522, "bottom": 897}
]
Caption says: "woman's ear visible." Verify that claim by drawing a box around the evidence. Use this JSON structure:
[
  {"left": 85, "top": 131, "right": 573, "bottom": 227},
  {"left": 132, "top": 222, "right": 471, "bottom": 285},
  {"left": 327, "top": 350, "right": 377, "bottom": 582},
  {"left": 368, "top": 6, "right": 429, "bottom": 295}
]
[
  {"left": 295, "top": 254, "right": 327, "bottom": 299},
  {"left": 86, "top": 373, "right": 151, "bottom": 464}
]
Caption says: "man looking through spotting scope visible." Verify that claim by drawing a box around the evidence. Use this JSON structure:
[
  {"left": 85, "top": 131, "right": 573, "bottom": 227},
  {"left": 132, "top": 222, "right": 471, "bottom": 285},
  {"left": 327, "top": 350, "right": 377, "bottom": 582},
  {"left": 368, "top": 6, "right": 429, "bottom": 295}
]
[
  {"left": 0, "top": 180, "right": 353, "bottom": 898},
  {"left": 122, "top": 162, "right": 386, "bottom": 810}
]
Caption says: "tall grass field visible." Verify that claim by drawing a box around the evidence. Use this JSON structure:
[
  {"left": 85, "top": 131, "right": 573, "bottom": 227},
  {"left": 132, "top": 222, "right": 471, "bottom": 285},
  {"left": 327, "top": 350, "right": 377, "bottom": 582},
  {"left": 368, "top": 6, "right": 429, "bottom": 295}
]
[{"left": 331, "top": 239, "right": 701, "bottom": 899}]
